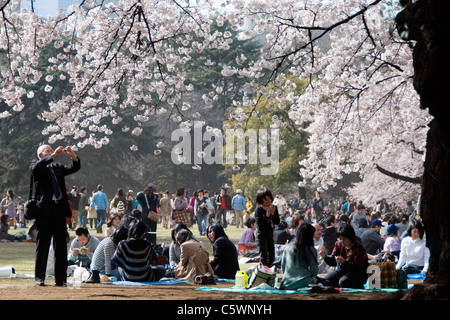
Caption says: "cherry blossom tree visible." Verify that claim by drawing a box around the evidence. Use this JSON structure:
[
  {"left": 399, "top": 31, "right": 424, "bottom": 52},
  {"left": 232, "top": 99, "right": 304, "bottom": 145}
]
[
  {"left": 2, "top": 1, "right": 426, "bottom": 196},
  {"left": 223, "top": 0, "right": 428, "bottom": 206}
]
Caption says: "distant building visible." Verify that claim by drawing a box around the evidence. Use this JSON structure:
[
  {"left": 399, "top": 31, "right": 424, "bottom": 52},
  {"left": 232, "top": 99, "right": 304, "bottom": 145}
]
[
  {"left": 20, "top": 0, "right": 118, "bottom": 18},
  {"left": 21, "top": 0, "right": 83, "bottom": 17}
]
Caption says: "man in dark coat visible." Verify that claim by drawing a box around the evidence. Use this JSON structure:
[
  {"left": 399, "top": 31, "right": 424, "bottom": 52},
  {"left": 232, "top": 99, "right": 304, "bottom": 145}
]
[{"left": 31, "top": 145, "right": 80, "bottom": 286}]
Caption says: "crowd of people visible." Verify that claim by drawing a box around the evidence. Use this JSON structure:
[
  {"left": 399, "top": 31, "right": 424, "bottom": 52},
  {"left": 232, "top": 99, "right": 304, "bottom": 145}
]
[{"left": 1, "top": 175, "right": 429, "bottom": 290}]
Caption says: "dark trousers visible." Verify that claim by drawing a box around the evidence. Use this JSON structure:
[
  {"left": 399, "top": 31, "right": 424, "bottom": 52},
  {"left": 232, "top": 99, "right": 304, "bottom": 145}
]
[
  {"left": 34, "top": 202, "right": 68, "bottom": 284},
  {"left": 257, "top": 234, "right": 275, "bottom": 267},
  {"left": 216, "top": 209, "right": 228, "bottom": 228},
  {"left": 322, "top": 270, "right": 368, "bottom": 289},
  {"left": 143, "top": 217, "right": 157, "bottom": 245}
]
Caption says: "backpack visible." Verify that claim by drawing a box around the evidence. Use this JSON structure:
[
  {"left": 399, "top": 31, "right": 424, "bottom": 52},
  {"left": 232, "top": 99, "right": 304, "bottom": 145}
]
[
  {"left": 117, "top": 201, "right": 125, "bottom": 214},
  {"left": 313, "top": 198, "right": 323, "bottom": 212},
  {"left": 197, "top": 197, "right": 209, "bottom": 216}
]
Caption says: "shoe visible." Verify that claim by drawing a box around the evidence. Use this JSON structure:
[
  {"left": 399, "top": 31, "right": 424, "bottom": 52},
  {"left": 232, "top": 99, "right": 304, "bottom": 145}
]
[
  {"left": 55, "top": 281, "right": 67, "bottom": 287},
  {"left": 36, "top": 280, "right": 45, "bottom": 286},
  {"left": 84, "top": 270, "right": 100, "bottom": 283}
]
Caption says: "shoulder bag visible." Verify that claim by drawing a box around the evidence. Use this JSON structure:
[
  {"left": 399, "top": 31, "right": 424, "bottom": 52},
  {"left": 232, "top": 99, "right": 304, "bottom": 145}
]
[
  {"left": 144, "top": 194, "right": 159, "bottom": 222},
  {"left": 24, "top": 174, "right": 40, "bottom": 220}
]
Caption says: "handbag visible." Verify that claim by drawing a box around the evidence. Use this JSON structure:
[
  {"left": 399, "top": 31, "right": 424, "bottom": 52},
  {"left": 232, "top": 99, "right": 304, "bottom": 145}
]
[
  {"left": 148, "top": 210, "right": 159, "bottom": 223},
  {"left": 368, "top": 261, "right": 397, "bottom": 288},
  {"left": 172, "top": 208, "right": 190, "bottom": 225},
  {"left": 144, "top": 194, "right": 159, "bottom": 222},
  {"left": 247, "top": 263, "right": 277, "bottom": 288},
  {"left": 24, "top": 174, "right": 40, "bottom": 220}
]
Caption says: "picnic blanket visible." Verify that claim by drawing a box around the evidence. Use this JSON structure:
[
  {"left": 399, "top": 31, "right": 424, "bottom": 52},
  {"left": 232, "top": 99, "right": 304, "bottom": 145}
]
[
  {"left": 198, "top": 283, "right": 300, "bottom": 294},
  {"left": 407, "top": 273, "right": 426, "bottom": 280},
  {"left": 102, "top": 279, "right": 188, "bottom": 286},
  {"left": 197, "top": 282, "right": 414, "bottom": 295},
  {"left": 101, "top": 278, "right": 232, "bottom": 286}
]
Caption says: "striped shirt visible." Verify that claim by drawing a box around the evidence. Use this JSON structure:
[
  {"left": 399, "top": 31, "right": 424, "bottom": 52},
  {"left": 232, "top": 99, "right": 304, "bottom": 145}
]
[
  {"left": 91, "top": 236, "right": 117, "bottom": 275},
  {"left": 113, "top": 239, "right": 156, "bottom": 282}
]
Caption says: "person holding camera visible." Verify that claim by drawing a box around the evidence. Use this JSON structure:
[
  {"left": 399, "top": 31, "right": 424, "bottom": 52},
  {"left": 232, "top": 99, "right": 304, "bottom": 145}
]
[
  {"left": 31, "top": 144, "right": 80, "bottom": 286},
  {"left": 136, "top": 183, "right": 160, "bottom": 245}
]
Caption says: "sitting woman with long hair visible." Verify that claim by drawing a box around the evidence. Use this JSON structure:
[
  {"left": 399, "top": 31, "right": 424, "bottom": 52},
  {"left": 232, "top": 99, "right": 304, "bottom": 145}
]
[
  {"left": 280, "top": 222, "right": 319, "bottom": 290},
  {"left": 207, "top": 223, "right": 240, "bottom": 280}
]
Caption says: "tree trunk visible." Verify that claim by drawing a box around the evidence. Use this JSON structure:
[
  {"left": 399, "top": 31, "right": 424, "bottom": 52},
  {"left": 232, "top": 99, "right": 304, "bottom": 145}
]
[
  {"left": 421, "top": 120, "right": 450, "bottom": 285},
  {"left": 396, "top": 0, "right": 450, "bottom": 297}
]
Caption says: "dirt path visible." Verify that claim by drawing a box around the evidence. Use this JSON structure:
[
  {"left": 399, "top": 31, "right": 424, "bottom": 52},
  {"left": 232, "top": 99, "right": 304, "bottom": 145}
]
[{"left": 0, "top": 277, "right": 400, "bottom": 300}]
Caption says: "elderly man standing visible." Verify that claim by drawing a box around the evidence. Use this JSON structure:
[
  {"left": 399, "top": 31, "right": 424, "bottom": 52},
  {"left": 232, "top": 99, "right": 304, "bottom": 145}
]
[{"left": 31, "top": 145, "right": 80, "bottom": 286}]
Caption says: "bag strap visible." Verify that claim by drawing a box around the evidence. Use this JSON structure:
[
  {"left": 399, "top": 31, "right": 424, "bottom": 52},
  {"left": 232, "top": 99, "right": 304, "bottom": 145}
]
[{"left": 145, "top": 193, "right": 150, "bottom": 208}]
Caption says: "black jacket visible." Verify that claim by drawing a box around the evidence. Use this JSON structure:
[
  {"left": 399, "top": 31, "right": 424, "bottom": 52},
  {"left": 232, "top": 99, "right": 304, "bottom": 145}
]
[
  {"left": 255, "top": 205, "right": 280, "bottom": 237},
  {"left": 210, "top": 236, "right": 239, "bottom": 280},
  {"left": 30, "top": 155, "right": 81, "bottom": 217},
  {"left": 322, "top": 226, "right": 338, "bottom": 255}
]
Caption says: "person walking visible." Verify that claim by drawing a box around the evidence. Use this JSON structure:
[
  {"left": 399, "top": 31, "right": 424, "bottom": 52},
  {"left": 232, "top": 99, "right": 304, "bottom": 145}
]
[
  {"left": 90, "top": 185, "right": 108, "bottom": 234},
  {"left": 231, "top": 189, "right": 246, "bottom": 228},
  {"left": 78, "top": 186, "right": 89, "bottom": 229},
  {"left": 215, "top": 187, "right": 231, "bottom": 229},
  {"left": 30, "top": 145, "right": 80, "bottom": 286}
]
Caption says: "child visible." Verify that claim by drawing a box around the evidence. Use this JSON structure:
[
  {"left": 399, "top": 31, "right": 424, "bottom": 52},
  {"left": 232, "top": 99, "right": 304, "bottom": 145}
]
[
  {"left": 254, "top": 188, "right": 280, "bottom": 267},
  {"left": 238, "top": 217, "right": 258, "bottom": 255}
]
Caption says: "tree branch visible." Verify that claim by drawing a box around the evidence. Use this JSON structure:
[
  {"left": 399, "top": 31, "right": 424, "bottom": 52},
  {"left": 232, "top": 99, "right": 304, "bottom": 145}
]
[{"left": 375, "top": 163, "right": 422, "bottom": 184}]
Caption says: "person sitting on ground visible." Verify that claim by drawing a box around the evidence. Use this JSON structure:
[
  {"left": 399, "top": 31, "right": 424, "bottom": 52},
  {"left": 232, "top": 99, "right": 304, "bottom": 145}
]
[
  {"left": 174, "top": 229, "right": 214, "bottom": 281},
  {"left": 85, "top": 226, "right": 129, "bottom": 283},
  {"left": 112, "top": 220, "right": 165, "bottom": 282},
  {"left": 396, "top": 219, "right": 430, "bottom": 275},
  {"left": 104, "top": 212, "right": 121, "bottom": 237},
  {"left": 354, "top": 218, "right": 369, "bottom": 242},
  {"left": 321, "top": 215, "right": 338, "bottom": 255},
  {"left": 237, "top": 217, "right": 258, "bottom": 255},
  {"left": 318, "top": 222, "right": 369, "bottom": 289},
  {"left": 0, "top": 215, "right": 15, "bottom": 242},
  {"left": 168, "top": 222, "right": 197, "bottom": 268},
  {"left": 360, "top": 219, "right": 385, "bottom": 255},
  {"left": 274, "top": 220, "right": 295, "bottom": 245},
  {"left": 207, "top": 223, "right": 240, "bottom": 280},
  {"left": 68, "top": 227, "right": 100, "bottom": 269},
  {"left": 280, "top": 223, "right": 319, "bottom": 290},
  {"left": 383, "top": 224, "right": 401, "bottom": 257}
]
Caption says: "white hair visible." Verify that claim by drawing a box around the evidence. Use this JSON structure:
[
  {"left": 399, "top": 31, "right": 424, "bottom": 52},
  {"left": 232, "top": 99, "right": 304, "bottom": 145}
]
[{"left": 37, "top": 145, "right": 50, "bottom": 159}]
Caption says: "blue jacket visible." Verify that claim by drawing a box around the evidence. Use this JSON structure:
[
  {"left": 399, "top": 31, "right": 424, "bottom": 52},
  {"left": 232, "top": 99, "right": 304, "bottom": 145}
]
[
  {"left": 90, "top": 191, "right": 108, "bottom": 210},
  {"left": 231, "top": 194, "right": 246, "bottom": 210}
]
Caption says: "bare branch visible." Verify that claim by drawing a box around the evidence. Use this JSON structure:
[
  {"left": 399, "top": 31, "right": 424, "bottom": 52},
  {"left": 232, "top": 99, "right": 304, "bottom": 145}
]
[{"left": 375, "top": 163, "right": 422, "bottom": 184}]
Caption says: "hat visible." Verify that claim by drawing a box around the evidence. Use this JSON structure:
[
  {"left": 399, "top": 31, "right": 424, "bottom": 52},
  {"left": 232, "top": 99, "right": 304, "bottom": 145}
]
[
  {"left": 387, "top": 224, "right": 400, "bottom": 235},
  {"left": 236, "top": 189, "right": 242, "bottom": 194},
  {"left": 371, "top": 219, "right": 382, "bottom": 227}
]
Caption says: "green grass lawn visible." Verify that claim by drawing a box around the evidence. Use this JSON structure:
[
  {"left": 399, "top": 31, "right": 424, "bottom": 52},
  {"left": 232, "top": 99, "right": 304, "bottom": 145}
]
[{"left": 0, "top": 221, "right": 249, "bottom": 275}]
